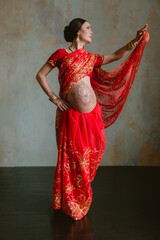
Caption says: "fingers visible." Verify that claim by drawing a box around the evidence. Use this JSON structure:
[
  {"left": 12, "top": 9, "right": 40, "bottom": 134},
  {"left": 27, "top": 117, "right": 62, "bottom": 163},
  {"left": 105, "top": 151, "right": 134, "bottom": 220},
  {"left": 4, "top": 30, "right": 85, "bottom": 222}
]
[
  {"left": 65, "top": 102, "right": 71, "bottom": 107},
  {"left": 140, "top": 24, "right": 148, "bottom": 31},
  {"left": 61, "top": 101, "right": 71, "bottom": 111},
  {"left": 142, "top": 24, "right": 148, "bottom": 29},
  {"left": 53, "top": 98, "right": 71, "bottom": 111},
  {"left": 58, "top": 103, "right": 68, "bottom": 111},
  {"left": 62, "top": 103, "right": 69, "bottom": 111},
  {"left": 62, "top": 100, "right": 71, "bottom": 110},
  {"left": 136, "top": 24, "right": 148, "bottom": 40},
  {"left": 56, "top": 99, "right": 71, "bottom": 111}
]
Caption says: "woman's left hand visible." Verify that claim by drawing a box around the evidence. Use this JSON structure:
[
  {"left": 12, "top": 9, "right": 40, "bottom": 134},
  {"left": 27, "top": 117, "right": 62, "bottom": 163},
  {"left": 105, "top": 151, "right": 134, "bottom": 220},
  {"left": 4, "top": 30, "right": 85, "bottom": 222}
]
[{"left": 135, "top": 24, "right": 148, "bottom": 42}]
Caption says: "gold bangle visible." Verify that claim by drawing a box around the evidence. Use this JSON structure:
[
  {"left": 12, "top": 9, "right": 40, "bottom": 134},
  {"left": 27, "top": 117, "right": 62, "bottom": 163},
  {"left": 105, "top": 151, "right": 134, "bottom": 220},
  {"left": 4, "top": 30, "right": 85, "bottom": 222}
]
[
  {"left": 127, "top": 42, "right": 133, "bottom": 50},
  {"left": 127, "top": 40, "right": 135, "bottom": 50},
  {"left": 49, "top": 93, "right": 59, "bottom": 102},
  {"left": 131, "top": 41, "right": 136, "bottom": 48}
]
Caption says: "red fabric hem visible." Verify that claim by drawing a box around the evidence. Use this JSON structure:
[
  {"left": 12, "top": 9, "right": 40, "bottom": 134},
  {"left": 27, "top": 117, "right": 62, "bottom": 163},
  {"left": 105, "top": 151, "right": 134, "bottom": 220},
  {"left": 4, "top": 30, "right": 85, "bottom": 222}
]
[{"left": 51, "top": 205, "right": 86, "bottom": 220}]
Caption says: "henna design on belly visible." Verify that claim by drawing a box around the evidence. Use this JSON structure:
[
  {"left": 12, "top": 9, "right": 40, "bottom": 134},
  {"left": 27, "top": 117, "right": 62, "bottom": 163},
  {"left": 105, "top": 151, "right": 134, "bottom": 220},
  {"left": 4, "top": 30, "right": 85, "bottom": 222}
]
[{"left": 70, "top": 81, "right": 95, "bottom": 105}]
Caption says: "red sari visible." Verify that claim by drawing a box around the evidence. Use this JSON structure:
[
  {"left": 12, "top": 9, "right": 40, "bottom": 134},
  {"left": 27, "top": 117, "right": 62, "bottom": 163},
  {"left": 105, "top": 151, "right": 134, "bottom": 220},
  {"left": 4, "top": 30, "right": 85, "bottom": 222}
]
[{"left": 46, "top": 31, "right": 149, "bottom": 219}]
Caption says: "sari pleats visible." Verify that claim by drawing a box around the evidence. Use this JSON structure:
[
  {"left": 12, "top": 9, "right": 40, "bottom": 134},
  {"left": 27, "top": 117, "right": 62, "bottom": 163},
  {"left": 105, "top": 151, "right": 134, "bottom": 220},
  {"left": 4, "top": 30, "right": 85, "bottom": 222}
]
[{"left": 51, "top": 102, "right": 106, "bottom": 219}]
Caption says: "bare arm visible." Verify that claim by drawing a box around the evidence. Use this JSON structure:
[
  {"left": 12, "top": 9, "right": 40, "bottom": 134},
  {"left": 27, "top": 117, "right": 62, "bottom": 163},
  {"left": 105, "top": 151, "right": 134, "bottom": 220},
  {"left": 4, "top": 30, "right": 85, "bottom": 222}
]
[
  {"left": 35, "top": 63, "right": 70, "bottom": 111},
  {"left": 102, "top": 38, "right": 138, "bottom": 65},
  {"left": 102, "top": 24, "right": 148, "bottom": 65},
  {"left": 36, "top": 63, "right": 55, "bottom": 97}
]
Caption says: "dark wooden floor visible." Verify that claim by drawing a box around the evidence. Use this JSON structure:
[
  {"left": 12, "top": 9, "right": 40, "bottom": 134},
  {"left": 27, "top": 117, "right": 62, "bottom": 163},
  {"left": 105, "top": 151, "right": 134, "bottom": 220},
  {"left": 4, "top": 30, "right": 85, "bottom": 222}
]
[{"left": 0, "top": 167, "right": 160, "bottom": 240}]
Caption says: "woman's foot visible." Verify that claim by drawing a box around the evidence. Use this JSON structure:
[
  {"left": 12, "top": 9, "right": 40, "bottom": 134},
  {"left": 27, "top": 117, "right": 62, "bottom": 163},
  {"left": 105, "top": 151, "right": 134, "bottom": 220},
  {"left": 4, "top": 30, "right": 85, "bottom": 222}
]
[{"left": 73, "top": 217, "right": 81, "bottom": 220}]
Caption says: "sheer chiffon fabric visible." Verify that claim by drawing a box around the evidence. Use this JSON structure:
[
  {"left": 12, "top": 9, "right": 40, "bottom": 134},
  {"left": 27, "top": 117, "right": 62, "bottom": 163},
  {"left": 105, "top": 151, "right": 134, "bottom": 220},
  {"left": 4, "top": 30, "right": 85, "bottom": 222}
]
[
  {"left": 91, "top": 31, "right": 150, "bottom": 128},
  {"left": 51, "top": 102, "right": 106, "bottom": 219}
]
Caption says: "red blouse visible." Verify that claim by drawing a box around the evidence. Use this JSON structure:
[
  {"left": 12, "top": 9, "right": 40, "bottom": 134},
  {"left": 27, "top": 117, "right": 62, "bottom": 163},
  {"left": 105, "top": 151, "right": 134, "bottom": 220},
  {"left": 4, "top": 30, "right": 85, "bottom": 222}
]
[{"left": 46, "top": 49, "right": 104, "bottom": 74}]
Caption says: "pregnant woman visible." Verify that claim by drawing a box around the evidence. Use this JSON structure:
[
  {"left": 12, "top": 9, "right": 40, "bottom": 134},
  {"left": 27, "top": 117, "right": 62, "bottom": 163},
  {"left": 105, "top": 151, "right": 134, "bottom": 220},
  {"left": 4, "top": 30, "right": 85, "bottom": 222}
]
[{"left": 36, "top": 18, "right": 149, "bottom": 220}]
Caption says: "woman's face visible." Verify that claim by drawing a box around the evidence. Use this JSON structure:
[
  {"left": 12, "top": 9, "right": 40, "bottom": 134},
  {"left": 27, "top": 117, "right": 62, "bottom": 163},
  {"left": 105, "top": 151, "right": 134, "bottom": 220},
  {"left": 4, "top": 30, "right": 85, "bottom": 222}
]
[{"left": 78, "top": 21, "right": 93, "bottom": 44}]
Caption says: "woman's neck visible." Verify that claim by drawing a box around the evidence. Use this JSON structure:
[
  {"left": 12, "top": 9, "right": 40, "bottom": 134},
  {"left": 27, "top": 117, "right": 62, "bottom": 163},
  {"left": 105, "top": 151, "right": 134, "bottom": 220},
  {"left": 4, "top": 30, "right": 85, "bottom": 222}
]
[{"left": 69, "top": 39, "right": 85, "bottom": 51}]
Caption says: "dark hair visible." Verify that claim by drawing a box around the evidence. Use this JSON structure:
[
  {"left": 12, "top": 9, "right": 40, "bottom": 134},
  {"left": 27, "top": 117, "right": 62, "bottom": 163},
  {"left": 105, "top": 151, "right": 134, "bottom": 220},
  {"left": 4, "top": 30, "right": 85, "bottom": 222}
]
[{"left": 64, "top": 18, "right": 87, "bottom": 42}]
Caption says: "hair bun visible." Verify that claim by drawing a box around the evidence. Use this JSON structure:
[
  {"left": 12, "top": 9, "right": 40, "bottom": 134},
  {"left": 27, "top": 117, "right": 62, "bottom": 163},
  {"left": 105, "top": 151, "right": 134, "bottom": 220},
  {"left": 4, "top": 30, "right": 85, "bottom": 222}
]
[
  {"left": 64, "top": 25, "right": 71, "bottom": 42},
  {"left": 63, "top": 18, "right": 87, "bottom": 43},
  {"left": 64, "top": 26, "right": 69, "bottom": 32}
]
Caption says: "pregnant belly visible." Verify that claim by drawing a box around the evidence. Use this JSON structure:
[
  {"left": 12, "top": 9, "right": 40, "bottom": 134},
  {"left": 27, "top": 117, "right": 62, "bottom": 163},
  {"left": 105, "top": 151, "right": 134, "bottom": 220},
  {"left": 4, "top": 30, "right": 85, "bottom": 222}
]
[{"left": 67, "top": 77, "right": 97, "bottom": 113}]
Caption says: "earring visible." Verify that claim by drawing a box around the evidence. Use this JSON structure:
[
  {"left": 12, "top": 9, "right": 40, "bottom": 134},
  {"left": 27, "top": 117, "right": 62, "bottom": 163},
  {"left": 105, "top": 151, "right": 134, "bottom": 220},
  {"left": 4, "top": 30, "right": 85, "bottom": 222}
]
[{"left": 76, "top": 35, "right": 80, "bottom": 45}]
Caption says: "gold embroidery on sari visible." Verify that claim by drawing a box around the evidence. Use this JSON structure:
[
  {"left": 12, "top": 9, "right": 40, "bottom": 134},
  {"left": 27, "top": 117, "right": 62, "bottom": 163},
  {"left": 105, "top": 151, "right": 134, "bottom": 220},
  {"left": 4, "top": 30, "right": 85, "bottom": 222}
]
[
  {"left": 51, "top": 134, "right": 105, "bottom": 217},
  {"left": 58, "top": 50, "right": 98, "bottom": 99}
]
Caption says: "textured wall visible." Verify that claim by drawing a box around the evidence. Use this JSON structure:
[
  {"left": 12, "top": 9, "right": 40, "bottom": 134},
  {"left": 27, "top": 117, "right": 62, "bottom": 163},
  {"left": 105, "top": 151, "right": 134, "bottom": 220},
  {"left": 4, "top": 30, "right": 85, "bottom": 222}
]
[{"left": 0, "top": 0, "right": 160, "bottom": 166}]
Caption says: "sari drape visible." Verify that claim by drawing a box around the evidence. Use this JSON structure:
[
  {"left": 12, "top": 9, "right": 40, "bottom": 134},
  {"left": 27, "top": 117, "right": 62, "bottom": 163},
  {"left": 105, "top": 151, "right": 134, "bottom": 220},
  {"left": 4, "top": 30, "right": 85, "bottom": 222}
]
[
  {"left": 91, "top": 31, "right": 150, "bottom": 128},
  {"left": 51, "top": 31, "right": 150, "bottom": 219}
]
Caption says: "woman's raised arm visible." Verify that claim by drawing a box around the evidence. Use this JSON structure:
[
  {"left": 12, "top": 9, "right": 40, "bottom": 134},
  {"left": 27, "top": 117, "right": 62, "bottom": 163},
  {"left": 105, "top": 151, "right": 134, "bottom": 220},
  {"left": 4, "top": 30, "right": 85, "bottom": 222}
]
[
  {"left": 102, "top": 24, "right": 148, "bottom": 65},
  {"left": 102, "top": 39, "right": 137, "bottom": 65}
]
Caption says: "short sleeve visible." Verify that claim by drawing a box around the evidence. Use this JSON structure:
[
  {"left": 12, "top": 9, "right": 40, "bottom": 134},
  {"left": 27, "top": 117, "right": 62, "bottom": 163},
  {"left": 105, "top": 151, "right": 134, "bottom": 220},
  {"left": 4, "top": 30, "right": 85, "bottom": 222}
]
[
  {"left": 46, "top": 49, "right": 60, "bottom": 68},
  {"left": 94, "top": 54, "right": 104, "bottom": 67}
]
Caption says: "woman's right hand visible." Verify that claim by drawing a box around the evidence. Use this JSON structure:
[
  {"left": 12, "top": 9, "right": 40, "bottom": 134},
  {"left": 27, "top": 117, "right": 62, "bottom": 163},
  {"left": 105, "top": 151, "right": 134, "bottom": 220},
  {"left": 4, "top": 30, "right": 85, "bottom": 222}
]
[
  {"left": 53, "top": 98, "right": 71, "bottom": 111},
  {"left": 135, "top": 24, "right": 148, "bottom": 42}
]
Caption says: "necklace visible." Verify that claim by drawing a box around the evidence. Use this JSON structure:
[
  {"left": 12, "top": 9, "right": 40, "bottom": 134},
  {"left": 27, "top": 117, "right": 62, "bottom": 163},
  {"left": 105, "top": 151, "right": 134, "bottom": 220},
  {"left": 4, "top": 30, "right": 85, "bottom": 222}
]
[
  {"left": 69, "top": 46, "right": 84, "bottom": 52},
  {"left": 69, "top": 46, "right": 74, "bottom": 52}
]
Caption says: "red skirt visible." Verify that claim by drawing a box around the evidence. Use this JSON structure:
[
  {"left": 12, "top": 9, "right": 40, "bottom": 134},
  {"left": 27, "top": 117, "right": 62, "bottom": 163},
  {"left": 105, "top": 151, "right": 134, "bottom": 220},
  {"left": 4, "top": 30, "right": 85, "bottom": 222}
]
[{"left": 51, "top": 101, "right": 106, "bottom": 219}]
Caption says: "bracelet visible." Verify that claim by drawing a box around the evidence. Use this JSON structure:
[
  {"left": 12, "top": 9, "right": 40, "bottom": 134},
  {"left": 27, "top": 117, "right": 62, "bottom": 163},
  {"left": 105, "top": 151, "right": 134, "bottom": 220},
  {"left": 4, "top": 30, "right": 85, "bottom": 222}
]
[
  {"left": 48, "top": 93, "right": 59, "bottom": 102},
  {"left": 127, "top": 40, "right": 136, "bottom": 50}
]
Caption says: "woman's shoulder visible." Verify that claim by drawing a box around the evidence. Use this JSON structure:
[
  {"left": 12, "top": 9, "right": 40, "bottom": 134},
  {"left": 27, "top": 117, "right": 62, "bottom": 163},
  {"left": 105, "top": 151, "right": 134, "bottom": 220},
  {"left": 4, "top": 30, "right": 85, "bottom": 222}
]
[
  {"left": 49, "top": 48, "right": 67, "bottom": 56},
  {"left": 56, "top": 48, "right": 68, "bottom": 54},
  {"left": 53, "top": 48, "right": 68, "bottom": 59}
]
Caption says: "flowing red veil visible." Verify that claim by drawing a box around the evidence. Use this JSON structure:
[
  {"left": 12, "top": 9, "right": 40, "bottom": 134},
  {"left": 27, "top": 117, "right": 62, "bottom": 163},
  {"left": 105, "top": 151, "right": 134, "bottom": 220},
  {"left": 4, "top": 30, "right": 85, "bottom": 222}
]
[{"left": 91, "top": 31, "right": 150, "bottom": 128}]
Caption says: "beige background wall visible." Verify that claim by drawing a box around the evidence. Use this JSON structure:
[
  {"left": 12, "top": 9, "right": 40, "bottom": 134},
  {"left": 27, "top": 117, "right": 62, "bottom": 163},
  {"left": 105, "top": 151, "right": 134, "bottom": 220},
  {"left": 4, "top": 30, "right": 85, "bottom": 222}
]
[{"left": 0, "top": 0, "right": 160, "bottom": 166}]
